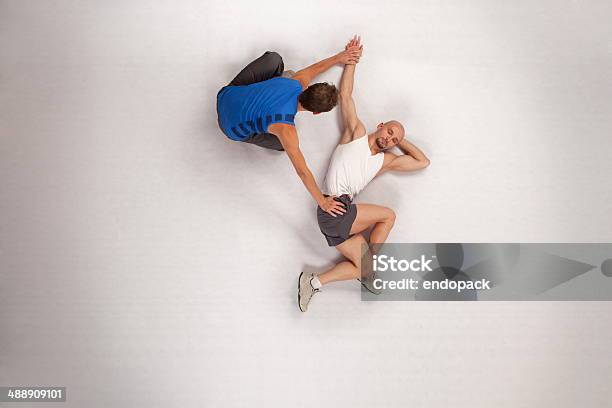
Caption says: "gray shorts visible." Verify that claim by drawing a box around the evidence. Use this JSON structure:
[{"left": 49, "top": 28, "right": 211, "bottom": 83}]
[{"left": 317, "top": 195, "right": 357, "bottom": 247}]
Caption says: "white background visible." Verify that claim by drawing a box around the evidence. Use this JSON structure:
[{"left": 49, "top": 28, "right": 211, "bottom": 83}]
[{"left": 1, "top": 0, "right": 611, "bottom": 406}]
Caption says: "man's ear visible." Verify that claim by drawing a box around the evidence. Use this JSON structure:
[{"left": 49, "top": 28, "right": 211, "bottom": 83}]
[{"left": 313, "top": 112, "right": 320, "bottom": 116}]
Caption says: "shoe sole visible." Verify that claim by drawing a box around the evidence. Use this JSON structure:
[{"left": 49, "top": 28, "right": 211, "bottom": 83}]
[
  {"left": 359, "top": 279, "right": 382, "bottom": 295},
  {"left": 297, "top": 271, "right": 306, "bottom": 312}
]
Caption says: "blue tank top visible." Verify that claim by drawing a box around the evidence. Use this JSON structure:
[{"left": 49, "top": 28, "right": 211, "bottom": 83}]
[{"left": 217, "top": 77, "right": 302, "bottom": 141}]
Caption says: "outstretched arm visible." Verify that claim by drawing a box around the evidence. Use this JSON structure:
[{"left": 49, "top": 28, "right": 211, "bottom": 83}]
[
  {"left": 339, "top": 36, "right": 365, "bottom": 144},
  {"left": 292, "top": 45, "right": 362, "bottom": 89},
  {"left": 379, "top": 138, "right": 431, "bottom": 174},
  {"left": 268, "top": 123, "right": 346, "bottom": 216}
]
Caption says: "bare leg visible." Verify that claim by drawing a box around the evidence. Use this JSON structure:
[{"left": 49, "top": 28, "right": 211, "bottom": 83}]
[
  {"left": 317, "top": 234, "right": 366, "bottom": 285},
  {"left": 349, "top": 204, "right": 396, "bottom": 250},
  {"left": 317, "top": 204, "right": 396, "bottom": 285}
]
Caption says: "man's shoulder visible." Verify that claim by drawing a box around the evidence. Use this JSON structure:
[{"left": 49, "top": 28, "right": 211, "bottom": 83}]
[
  {"left": 268, "top": 122, "right": 296, "bottom": 134},
  {"left": 268, "top": 122, "right": 299, "bottom": 150},
  {"left": 353, "top": 124, "right": 367, "bottom": 139},
  {"left": 339, "top": 126, "right": 367, "bottom": 145}
]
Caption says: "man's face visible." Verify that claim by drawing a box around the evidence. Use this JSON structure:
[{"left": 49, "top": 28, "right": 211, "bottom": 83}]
[{"left": 375, "top": 121, "right": 405, "bottom": 150}]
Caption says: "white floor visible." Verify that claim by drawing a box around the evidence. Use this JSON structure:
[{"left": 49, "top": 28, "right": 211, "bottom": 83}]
[{"left": 1, "top": 1, "right": 612, "bottom": 407}]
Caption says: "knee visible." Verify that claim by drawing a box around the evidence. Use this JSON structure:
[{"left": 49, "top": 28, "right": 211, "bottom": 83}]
[
  {"left": 265, "top": 51, "right": 283, "bottom": 66},
  {"left": 347, "top": 258, "right": 361, "bottom": 279},
  {"left": 385, "top": 208, "right": 396, "bottom": 225},
  {"left": 352, "top": 257, "right": 361, "bottom": 272}
]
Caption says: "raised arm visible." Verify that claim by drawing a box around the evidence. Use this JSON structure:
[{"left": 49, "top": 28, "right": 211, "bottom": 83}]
[
  {"left": 292, "top": 44, "right": 362, "bottom": 89},
  {"left": 338, "top": 65, "right": 366, "bottom": 144},
  {"left": 340, "top": 65, "right": 365, "bottom": 144},
  {"left": 379, "top": 138, "right": 431, "bottom": 174},
  {"left": 338, "top": 37, "right": 365, "bottom": 144},
  {"left": 268, "top": 123, "right": 346, "bottom": 216}
]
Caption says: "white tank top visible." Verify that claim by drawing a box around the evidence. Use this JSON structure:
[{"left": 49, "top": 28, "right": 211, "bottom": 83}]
[{"left": 323, "top": 134, "right": 385, "bottom": 198}]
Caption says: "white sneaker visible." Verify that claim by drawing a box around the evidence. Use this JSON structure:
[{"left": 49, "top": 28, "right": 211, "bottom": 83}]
[{"left": 298, "top": 272, "right": 319, "bottom": 312}]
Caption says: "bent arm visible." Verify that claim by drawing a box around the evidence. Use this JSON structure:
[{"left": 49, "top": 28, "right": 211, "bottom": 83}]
[
  {"left": 379, "top": 139, "right": 431, "bottom": 174},
  {"left": 338, "top": 64, "right": 365, "bottom": 144}
]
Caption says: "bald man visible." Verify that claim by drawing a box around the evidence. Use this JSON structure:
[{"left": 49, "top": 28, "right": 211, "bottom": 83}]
[{"left": 298, "top": 38, "right": 430, "bottom": 311}]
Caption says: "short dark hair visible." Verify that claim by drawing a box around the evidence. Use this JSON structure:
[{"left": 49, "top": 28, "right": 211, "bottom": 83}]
[{"left": 298, "top": 82, "right": 338, "bottom": 113}]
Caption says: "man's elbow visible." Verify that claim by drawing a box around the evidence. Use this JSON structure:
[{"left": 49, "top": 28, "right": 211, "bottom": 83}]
[{"left": 403, "top": 158, "right": 430, "bottom": 172}]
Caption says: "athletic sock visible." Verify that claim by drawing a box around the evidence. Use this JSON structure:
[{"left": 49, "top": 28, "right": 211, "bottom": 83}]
[{"left": 310, "top": 276, "right": 322, "bottom": 289}]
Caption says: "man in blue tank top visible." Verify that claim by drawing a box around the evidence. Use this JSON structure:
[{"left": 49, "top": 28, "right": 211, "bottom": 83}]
[{"left": 216, "top": 42, "right": 362, "bottom": 216}]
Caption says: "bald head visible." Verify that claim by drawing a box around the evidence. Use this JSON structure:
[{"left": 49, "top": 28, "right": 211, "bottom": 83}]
[{"left": 374, "top": 120, "right": 405, "bottom": 150}]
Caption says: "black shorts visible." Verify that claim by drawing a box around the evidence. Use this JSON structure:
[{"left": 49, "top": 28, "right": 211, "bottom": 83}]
[{"left": 317, "top": 195, "right": 358, "bottom": 247}]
